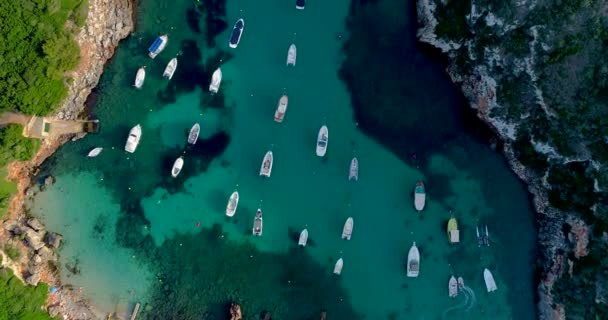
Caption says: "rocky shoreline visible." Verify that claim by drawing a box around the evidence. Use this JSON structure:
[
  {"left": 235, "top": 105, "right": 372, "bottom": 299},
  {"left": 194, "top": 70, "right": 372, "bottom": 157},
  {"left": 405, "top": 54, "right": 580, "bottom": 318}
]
[{"left": 1, "top": 0, "right": 134, "bottom": 319}]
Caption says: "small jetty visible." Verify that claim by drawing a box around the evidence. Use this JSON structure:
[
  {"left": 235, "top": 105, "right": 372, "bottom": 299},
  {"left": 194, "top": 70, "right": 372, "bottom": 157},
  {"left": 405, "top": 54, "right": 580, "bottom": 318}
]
[{"left": 130, "top": 303, "right": 140, "bottom": 320}]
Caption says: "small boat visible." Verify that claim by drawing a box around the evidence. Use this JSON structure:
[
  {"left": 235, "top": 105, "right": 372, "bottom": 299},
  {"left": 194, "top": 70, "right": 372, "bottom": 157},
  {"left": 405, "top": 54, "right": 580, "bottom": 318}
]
[
  {"left": 349, "top": 157, "right": 358, "bottom": 181},
  {"left": 229, "top": 19, "right": 244, "bottom": 48},
  {"left": 286, "top": 44, "right": 297, "bottom": 66},
  {"left": 477, "top": 224, "right": 490, "bottom": 247},
  {"left": 171, "top": 156, "right": 184, "bottom": 178},
  {"left": 274, "top": 95, "right": 288, "bottom": 123},
  {"left": 296, "top": 0, "right": 305, "bottom": 10},
  {"left": 252, "top": 209, "right": 263, "bottom": 236},
  {"left": 225, "top": 191, "right": 239, "bottom": 217},
  {"left": 333, "top": 258, "right": 343, "bottom": 275},
  {"left": 209, "top": 68, "right": 222, "bottom": 94},
  {"left": 87, "top": 147, "right": 103, "bottom": 157},
  {"left": 342, "top": 217, "right": 353, "bottom": 240},
  {"left": 298, "top": 229, "right": 308, "bottom": 247},
  {"left": 124, "top": 124, "right": 142, "bottom": 153},
  {"left": 458, "top": 277, "right": 464, "bottom": 290},
  {"left": 148, "top": 34, "right": 168, "bottom": 59},
  {"left": 163, "top": 58, "right": 177, "bottom": 80},
  {"left": 406, "top": 242, "right": 420, "bottom": 277},
  {"left": 484, "top": 268, "right": 497, "bottom": 292},
  {"left": 414, "top": 181, "right": 426, "bottom": 211},
  {"left": 486, "top": 225, "right": 490, "bottom": 246},
  {"left": 259, "top": 151, "right": 273, "bottom": 177},
  {"left": 447, "top": 215, "right": 460, "bottom": 244},
  {"left": 316, "top": 125, "right": 328, "bottom": 157},
  {"left": 134, "top": 67, "right": 145, "bottom": 88},
  {"left": 449, "top": 276, "right": 458, "bottom": 298},
  {"left": 188, "top": 123, "right": 200, "bottom": 145}
]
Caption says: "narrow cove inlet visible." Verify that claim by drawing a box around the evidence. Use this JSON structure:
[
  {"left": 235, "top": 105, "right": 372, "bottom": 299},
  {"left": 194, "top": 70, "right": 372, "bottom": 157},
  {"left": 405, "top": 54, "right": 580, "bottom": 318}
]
[{"left": 26, "top": 0, "right": 537, "bottom": 318}]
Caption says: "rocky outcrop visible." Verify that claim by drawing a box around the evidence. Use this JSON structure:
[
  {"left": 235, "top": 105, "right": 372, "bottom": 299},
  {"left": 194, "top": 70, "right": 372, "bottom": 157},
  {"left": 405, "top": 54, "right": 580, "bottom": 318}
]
[{"left": 230, "top": 303, "right": 242, "bottom": 320}]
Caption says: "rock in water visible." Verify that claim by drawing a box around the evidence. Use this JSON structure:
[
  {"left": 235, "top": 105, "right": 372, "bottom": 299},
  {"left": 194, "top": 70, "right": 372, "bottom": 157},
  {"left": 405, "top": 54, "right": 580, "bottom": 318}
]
[
  {"left": 27, "top": 218, "right": 44, "bottom": 231},
  {"left": 229, "top": 303, "right": 242, "bottom": 320}
]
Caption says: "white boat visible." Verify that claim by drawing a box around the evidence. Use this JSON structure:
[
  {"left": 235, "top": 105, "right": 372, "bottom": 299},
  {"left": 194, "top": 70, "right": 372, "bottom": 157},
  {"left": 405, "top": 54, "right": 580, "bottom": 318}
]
[
  {"left": 229, "top": 19, "right": 244, "bottom": 48},
  {"left": 134, "top": 67, "right": 145, "bottom": 89},
  {"left": 333, "top": 258, "right": 343, "bottom": 275},
  {"left": 407, "top": 242, "right": 420, "bottom": 277},
  {"left": 484, "top": 268, "right": 497, "bottom": 292},
  {"left": 259, "top": 151, "right": 273, "bottom": 177},
  {"left": 286, "top": 44, "right": 297, "bottom": 66},
  {"left": 414, "top": 181, "right": 426, "bottom": 211},
  {"left": 458, "top": 277, "right": 464, "bottom": 290},
  {"left": 171, "top": 156, "right": 184, "bottom": 178},
  {"left": 349, "top": 157, "right": 358, "bottom": 181},
  {"left": 449, "top": 276, "right": 458, "bottom": 298},
  {"left": 188, "top": 123, "right": 200, "bottom": 145},
  {"left": 148, "top": 34, "right": 168, "bottom": 59},
  {"left": 316, "top": 125, "right": 328, "bottom": 157},
  {"left": 209, "top": 68, "right": 222, "bottom": 94},
  {"left": 163, "top": 58, "right": 177, "bottom": 80},
  {"left": 296, "top": 0, "right": 305, "bottom": 10},
  {"left": 124, "top": 124, "right": 142, "bottom": 153},
  {"left": 342, "top": 217, "right": 353, "bottom": 240},
  {"left": 225, "top": 191, "right": 239, "bottom": 217},
  {"left": 274, "top": 95, "right": 288, "bottom": 123},
  {"left": 252, "top": 209, "right": 263, "bottom": 236},
  {"left": 87, "top": 147, "right": 103, "bottom": 157},
  {"left": 298, "top": 229, "right": 308, "bottom": 247}
]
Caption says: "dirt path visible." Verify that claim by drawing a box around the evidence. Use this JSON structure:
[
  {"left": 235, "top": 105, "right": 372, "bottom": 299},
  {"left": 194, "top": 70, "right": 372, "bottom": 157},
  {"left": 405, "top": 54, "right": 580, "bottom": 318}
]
[{"left": 0, "top": 112, "right": 31, "bottom": 126}]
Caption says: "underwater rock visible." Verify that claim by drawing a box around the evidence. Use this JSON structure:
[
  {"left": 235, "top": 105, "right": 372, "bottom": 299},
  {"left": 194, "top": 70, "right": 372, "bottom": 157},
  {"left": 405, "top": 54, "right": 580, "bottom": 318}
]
[
  {"left": 44, "top": 175, "right": 56, "bottom": 187},
  {"left": 229, "top": 303, "right": 242, "bottom": 320}
]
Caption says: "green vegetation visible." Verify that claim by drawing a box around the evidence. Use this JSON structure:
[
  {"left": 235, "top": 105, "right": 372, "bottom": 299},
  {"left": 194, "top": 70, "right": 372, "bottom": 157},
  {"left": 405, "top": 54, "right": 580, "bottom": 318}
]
[
  {"left": 434, "top": 0, "right": 471, "bottom": 41},
  {"left": 0, "top": 268, "right": 54, "bottom": 320},
  {"left": 3, "top": 244, "right": 21, "bottom": 261}
]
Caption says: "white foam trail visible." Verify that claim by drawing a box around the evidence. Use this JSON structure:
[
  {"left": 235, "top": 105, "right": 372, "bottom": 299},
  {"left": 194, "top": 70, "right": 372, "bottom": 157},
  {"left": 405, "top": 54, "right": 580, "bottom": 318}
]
[{"left": 442, "top": 286, "right": 476, "bottom": 319}]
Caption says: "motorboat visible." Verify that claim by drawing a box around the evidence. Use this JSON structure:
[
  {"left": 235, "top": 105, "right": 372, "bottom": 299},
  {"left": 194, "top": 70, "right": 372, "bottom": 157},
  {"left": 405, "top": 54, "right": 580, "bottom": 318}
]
[
  {"left": 229, "top": 19, "right": 244, "bottom": 48},
  {"left": 414, "top": 181, "right": 426, "bottom": 211},
  {"left": 209, "top": 68, "right": 222, "bottom": 94},
  {"left": 286, "top": 44, "right": 297, "bottom": 66},
  {"left": 163, "top": 57, "right": 177, "bottom": 80},
  {"left": 87, "top": 147, "right": 103, "bottom": 157},
  {"left": 342, "top": 217, "right": 353, "bottom": 240},
  {"left": 252, "top": 209, "right": 263, "bottom": 236},
  {"left": 333, "top": 258, "right": 343, "bottom": 275},
  {"left": 449, "top": 276, "right": 458, "bottom": 298},
  {"left": 148, "top": 34, "right": 168, "bottom": 58},
  {"left": 274, "top": 95, "right": 288, "bottom": 123},
  {"left": 349, "top": 157, "right": 358, "bottom": 181},
  {"left": 484, "top": 268, "right": 497, "bottom": 292},
  {"left": 447, "top": 215, "right": 460, "bottom": 244},
  {"left": 407, "top": 242, "right": 420, "bottom": 277},
  {"left": 188, "top": 123, "right": 200, "bottom": 145},
  {"left": 458, "top": 277, "right": 464, "bottom": 290},
  {"left": 171, "top": 156, "right": 184, "bottom": 178},
  {"left": 134, "top": 67, "right": 145, "bottom": 88},
  {"left": 316, "top": 125, "right": 328, "bottom": 157},
  {"left": 259, "top": 151, "right": 273, "bottom": 177},
  {"left": 124, "top": 124, "right": 142, "bottom": 153},
  {"left": 296, "top": 0, "right": 305, "bottom": 10},
  {"left": 298, "top": 229, "right": 308, "bottom": 247},
  {"left": 477, "top": 224, "right": 490, "bottom": 247},
  {"left": 225, "top": 191, "right": 239, "bottom": 217}
]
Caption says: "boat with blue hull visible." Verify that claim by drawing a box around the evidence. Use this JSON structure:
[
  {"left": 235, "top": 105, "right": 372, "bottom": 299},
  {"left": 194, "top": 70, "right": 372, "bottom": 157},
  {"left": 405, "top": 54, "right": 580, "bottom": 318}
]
[
  {"left": 229, "top": 19, "right": 244, "bottom": 48},
  {"left": 148, "top": 34, "right": 168, "bottom": 58}
]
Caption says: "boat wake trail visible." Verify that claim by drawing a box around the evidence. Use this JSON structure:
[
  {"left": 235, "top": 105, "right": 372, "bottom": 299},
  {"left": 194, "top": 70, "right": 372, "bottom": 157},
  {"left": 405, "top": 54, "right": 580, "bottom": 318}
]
[{"left": 441, "top": 286, "right": 476, "bottom": 320}]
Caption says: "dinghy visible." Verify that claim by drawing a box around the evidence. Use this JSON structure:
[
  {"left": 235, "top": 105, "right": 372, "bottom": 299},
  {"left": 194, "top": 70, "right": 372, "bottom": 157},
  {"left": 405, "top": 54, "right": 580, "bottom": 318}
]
[
  {"left": 407, "top": 242, "right": 420, "bottom": 277},
  {"left": 188, "top": 123, "right": 200, "bottom": 145},
  {"left": 252, "top": 209, "right": 263, "bottom": 236},
  {"left": 225, "top": 191, "right": 239, "bottom": 217},
  {"left": 296, "top": 0, "right": 305, "bottom": 10},
  {"left": 87, "top": 147, "right": 103, "bottom": 157},
  {"left": 333, "top": 258, "right": 343, "bottom": 275},
  {"left": 349, "top": 157, "right": 358, "bottom": 181},
  {"left": 134, "top": 67, "right": 145, "bottom": 88},
  {"left": 209, "top": 68, "right": 222, "bottom": 94},
  {"left": 484, "top": 268, "right": 497, "bottom": 292},
  {"left": 229, "top": 19, "right": 244, "bottom": 48},
  {"left": 316, "top": 125, "right": 328, "bottom": 157},
  {"left": 414, "top": 181, "right": 426, "bottom": 211},
  {"left": 171, "top": 156, "right": 184, "bottom": 178},
  {"left": 342, "top": 217, "right": 353, "bottom": 240},
  {"left": 449, "top": 276, "right": 458, "bottom": 298},
  {"left": 274, "top": 95, "right": 288, "bottom": 123},
  {"left": 124, "top": 124, "right": 142, "bottom": 153},
  {"left": 163, "top": 58, "right": 177, "bottom": 80},
  {"left": 286, "top": 44, "right": 297, "bottom": 66},
  {"left": 447, "top": 215, "right": 460, "bottom": 244},
  {"left": 458, "top": 277, "right": 464, "bottom": 290},
  {"left": 259, "top": 151, "right": 273, "bottom": 177},
  {"left": 148, "top": 34, "right": 168, "bottom": 58},
  {"left": 298, "top": 229, "right": 308, "bottom": 247}
]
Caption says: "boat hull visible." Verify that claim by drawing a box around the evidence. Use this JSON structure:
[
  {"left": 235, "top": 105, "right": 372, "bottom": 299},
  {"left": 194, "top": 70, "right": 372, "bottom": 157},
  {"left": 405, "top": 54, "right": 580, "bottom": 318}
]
[
  {"left": 229, "top": 19, "right": 244, "bottom": 48},
  {"left": 171, "top": 157, "right": 184, "bottom": 178},
  {"left": 342, "top": 217, "right": 353, "bottom": 240},
  {"left": 209, "top": 68, "right": 222, "bottom": 93},
  {"left": 414, "top": 181, "right": 426, "bottom": 211},
  {"left": 298, "top": 229, "right": 308, "bottom": 247},
  {"left": 484, "top": 268, "right": 497, "bottom": 292},
  {"left": 188, "top": 123, "right": 200, "bottom": 145},
  {"left": 252, "top": 209, "right": 263, "bottom": 236},
  {"left": 274, "top": 95, "right": 288, "bottom": 122},
  {"left": 163, "top": 58, "right": 177, "bottom": 80},
  {"left": 226, "top": 191, "right": 239, "bottom": 217},
  {"left": 259, "top": 151, "right": 273, "bottom": 177},
  {"left": 349, "top": 157, "right": 358, "bottom": 181},
  {"left": 296, "top": 0, "right": 305, "bottom": 9},
  {"left": 148, "top": 35, "right": 168, "bottom": 59},
  {"left": 333, "top": 258, "right": 343, "bottom": 275},
  {"left": 316, "top": 125, "right": 328, "bottom": 157},
  {"left": 449, "top": 276, "right": 458, "bottom": 298},
  {"left": 407, "top": 243, "right": 420, "bottom": 277},
  {"left": 87, "top": 147, "right": 103, "bottom": 157},
  {"left": 134, "top": 67, "right": 145, "bottom": 88},
  {"left": 287, "top": 44, "right": 297, "bottom": 66},
  {"left": 125, "top": 125, "right": 142, "bottom": 153}
]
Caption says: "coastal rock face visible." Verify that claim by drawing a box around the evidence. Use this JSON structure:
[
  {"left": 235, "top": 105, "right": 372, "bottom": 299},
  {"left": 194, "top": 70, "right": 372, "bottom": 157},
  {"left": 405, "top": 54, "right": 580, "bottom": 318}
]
[
  {"left": 416, "top": 0, "right": 608, "bottom": 318},
  {"left": 44, "top": 232, "right": 63, "bottom": 249}
]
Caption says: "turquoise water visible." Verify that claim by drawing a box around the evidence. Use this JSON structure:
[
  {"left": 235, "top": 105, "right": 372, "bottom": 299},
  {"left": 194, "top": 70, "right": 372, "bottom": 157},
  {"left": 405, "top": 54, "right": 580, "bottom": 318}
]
[{"left": 28, "top": 0, "right": 537, "bottom": 318}]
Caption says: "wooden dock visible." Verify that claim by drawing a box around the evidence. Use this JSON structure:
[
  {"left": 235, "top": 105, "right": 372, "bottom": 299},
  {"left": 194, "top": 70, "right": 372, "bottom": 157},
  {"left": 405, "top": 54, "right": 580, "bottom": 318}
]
[{"left": 130, "top": 303, "right": 140, "bottom": 320}]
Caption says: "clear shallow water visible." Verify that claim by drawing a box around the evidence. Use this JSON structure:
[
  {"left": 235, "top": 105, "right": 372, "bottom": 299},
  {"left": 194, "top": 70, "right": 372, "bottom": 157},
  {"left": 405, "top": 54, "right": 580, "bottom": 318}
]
[{"left": 28, "top": 0, "right": 537, "bottom": 318}]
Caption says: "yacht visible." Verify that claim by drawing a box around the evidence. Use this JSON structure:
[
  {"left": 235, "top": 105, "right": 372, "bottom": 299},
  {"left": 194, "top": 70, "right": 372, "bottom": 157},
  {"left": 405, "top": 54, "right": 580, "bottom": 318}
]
[
  {"left": 449, "top": 276, "right": 458, "bottom": 298},
  {"left": 259, "top": 151, "right": 273, "bottom": 177},
  {"left": 87, "top": 147, "right": 103, "bottom": 157},
  {"left": 225, "top": 191, "right": 239, "bottom": 217},
  {"left": 316, "top": 125, "right": 328, "bottom": 157},
  {"left": 209, "top": 68, "right": 222, "bottom": 94},
  {"left": 333, "top": 258, "right": 343, "bottom": 275},
  {"left": 484, "top": 268, "right": 497, "bottom": 292},
  {"left": 274, "top": 95, "right": 288, "bottom": 123},
  {"left": 298, "top": 229, "right": 308, "bottom": 247},
  {"left": 229, "top": 19, "right": 244, "bottom": 48},
  {"left": 171, "top": 156, "right": 184, "bottom": 178},
  {"left": 188, "top": 123, "right": 200, "bottom": 145},
  {"left": 124, "top": 124, "right": 142, "bottom": 153},
  {"left": 163, "top": 58, "right": 178, "bottom": 80},
  {"left": 447, "top": 215, "right": 460, "bottom": 244},
  {"left": 414, "top": 181, "right": 426, "bottom": 211},
  {"left": 407, "top": 242, "right": 420, "bottom": 277},
  {"left": 342, "top": 217, "right": 353, "bottom": 240},
  {"left": 349, "top": 157, "right": 358, "bottom": 181},
  {"left": 252, "top": 209, "right": 263, "bottom": 236},
  {"left": 148, "top": 34, "right": 168, "bottom": 58},
  {"left": 134, "top": 67, "right": 145, "bottom": 89},
  {"left": 286, "top": 44, "right": 297, "bottom": 66}
]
